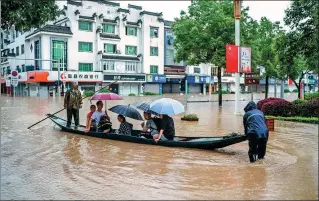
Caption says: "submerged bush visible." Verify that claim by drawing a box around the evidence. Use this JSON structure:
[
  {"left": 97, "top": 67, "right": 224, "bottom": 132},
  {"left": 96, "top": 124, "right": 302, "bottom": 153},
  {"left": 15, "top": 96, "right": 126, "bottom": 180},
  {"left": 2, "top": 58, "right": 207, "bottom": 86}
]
[
  {"left": 295, "top": 98, "right": 319, "bottom": 117},
  {"left": 128, "top": 93, "right": 136, "bottom": 96},
  {"left": 143, "top": 92, "right": 158, "bottom": 96},
  {"left": 304, "top": 91, "right": 319, "bottom": 100}
]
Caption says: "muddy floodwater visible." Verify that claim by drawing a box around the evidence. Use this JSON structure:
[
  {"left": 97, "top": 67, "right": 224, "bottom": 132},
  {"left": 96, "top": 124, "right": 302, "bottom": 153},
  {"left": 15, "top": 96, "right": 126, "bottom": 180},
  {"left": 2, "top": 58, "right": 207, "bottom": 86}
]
[{"left": 1, "top": 94, "right": 318, "bottom": 200}]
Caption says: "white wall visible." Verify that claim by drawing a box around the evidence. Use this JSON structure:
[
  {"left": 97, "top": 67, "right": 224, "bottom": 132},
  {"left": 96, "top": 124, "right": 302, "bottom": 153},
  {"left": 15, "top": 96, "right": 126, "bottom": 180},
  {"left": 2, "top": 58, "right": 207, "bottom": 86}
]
[
  {"left": 141, "top": 15, "right": 164, "bottom": 74},
  {"left": 187, "top": 63, "right": 212, "bottom": 76}
]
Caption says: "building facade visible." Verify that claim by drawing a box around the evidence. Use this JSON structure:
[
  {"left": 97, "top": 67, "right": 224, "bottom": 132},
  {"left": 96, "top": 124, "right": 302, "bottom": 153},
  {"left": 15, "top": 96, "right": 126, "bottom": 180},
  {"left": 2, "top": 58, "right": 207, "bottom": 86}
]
[{"left": 1, "top": 0, "right": 166, "bottom": 96}]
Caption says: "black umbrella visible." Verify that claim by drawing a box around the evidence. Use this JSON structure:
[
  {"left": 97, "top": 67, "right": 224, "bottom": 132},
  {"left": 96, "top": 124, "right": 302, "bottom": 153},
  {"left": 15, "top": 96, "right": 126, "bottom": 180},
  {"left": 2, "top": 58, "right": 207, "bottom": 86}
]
[{"left": 108, "top": 104, "right": 144, "bottom": 121}]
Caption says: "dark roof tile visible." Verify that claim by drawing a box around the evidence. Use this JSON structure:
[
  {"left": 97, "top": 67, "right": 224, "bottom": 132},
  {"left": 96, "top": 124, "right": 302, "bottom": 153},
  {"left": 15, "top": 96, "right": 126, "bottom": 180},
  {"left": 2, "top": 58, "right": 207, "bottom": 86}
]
[
  {"left": 26, "top": 25, "right": 72, "bottom": 38},
  {"left": 102, "top": 55, "right": 140, "bottom": 61},
  {"left": 100, "top": 33, "right": 120, "bottom": 39}
]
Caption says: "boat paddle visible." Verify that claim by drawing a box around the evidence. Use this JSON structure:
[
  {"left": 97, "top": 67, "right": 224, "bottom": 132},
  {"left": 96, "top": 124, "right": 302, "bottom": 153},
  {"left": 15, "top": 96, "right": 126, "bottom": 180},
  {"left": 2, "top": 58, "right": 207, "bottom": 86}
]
[{"left": 27, "top": 81, "right": 117, "bottom": 130}]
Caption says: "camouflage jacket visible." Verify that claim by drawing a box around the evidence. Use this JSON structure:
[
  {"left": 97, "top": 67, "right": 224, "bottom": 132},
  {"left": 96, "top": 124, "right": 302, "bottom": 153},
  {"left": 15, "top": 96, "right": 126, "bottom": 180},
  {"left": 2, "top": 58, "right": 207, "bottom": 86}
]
[{"left": 64, "top": 89, "right": 83, "bottom": 109}]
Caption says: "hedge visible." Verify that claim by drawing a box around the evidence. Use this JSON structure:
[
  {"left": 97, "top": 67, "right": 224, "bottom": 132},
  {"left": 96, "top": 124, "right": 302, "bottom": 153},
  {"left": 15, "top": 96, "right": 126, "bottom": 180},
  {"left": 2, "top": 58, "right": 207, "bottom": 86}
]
[
  {"left": 143, "top": 92, "right": 158, "bottom": 96},
  {"left": 304, "top": 91, "right": 319, "bottom": 100},
  {"left": 261, "top": 99, "right": 294, "bottom": 117},
  {"left": 257, "top": 97, "right": 283, "bottom": 110},
  {"left": 293, "top": 98, "right": 319, "bottom": 117},
  {"left": 266, "top": 116, "right": 319, "bottom": 124},
  {"left": 128, "top": 93, "right": 136, "bottom": 96},
  {"left": 284, "top": 89, "right": 291, "bottom": 93}
]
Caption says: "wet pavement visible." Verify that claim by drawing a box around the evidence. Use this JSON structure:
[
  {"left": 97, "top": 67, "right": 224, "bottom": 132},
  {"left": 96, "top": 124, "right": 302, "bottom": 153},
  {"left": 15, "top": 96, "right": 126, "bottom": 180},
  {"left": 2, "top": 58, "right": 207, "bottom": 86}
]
[{"left": 1, "top": 93, "right": 318, "bottom": 200}]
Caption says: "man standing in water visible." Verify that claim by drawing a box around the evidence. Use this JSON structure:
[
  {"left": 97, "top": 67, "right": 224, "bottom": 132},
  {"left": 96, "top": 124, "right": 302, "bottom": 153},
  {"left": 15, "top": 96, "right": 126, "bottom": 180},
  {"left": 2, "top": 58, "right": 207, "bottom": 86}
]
[
  {"left": 64, "top": 81, "right": 82, "bottom": 128},
  {"left": 243, "top": 101, "right": 269, "bottom": 163}
]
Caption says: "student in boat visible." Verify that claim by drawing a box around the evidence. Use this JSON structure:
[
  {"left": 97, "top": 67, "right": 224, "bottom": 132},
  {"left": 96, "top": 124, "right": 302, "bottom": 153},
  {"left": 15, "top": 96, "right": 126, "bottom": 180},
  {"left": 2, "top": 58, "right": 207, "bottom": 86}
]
[
  {"left": 243, "top": 101, "right": 269, "bottom": 163},
  {"left": 85, "top": 101, "right": 111, "bottom": 133},
  {"left": 85, "top": 104, "right": 96, "bottom": 131},
  {"left": 153, "top": 114, "right": 175, "bottom": 143},
  {"left": 116, "top": 115, "right": 132, "bottom": 135},
  {"left": 141, "top": 112, "right": 161, "bottom": 137}
]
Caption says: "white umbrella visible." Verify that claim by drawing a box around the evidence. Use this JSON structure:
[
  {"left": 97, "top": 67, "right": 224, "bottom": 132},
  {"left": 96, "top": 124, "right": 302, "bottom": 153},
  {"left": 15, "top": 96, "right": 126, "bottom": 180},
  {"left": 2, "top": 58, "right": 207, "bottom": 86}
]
[{"left": 149, "top": 98, "right": 185, "bottom": 115}]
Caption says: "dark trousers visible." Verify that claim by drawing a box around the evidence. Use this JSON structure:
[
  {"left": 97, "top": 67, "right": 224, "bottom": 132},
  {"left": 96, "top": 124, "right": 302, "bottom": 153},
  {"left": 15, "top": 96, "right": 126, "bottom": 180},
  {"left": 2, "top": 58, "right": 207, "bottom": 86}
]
[
  {"left": 248, "top": 135, "right": 268, "bottom": 163},
  {"left": 66, "top": 108, "right": 79, "bottom": 127}
]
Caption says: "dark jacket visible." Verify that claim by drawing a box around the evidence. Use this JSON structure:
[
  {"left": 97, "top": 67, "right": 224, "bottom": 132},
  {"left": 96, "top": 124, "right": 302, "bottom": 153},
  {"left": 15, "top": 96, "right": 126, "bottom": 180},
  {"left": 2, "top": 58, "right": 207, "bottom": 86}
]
[{"left": 243, "top": 101, "right": 268, "bottom": 139}]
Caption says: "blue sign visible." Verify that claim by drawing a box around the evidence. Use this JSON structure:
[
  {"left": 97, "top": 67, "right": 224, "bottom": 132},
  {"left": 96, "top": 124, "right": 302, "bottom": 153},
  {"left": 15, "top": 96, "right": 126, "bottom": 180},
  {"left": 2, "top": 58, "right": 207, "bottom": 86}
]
[
  {"left": 186, "top": 76, "right": 213, "bottom": 84},
  {"left": 146, "top": 74, "right": 166, "bottom": 83},
  {"left": 259, "top": 78, "right": 287, "bottom": 85}
]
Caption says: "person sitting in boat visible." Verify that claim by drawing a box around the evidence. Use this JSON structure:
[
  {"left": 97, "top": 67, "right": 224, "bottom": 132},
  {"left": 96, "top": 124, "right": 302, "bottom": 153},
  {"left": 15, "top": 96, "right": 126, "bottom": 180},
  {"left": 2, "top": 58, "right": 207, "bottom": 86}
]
[
  {"left": 85, "top": 101, "right": 111, "bottom": 133},
  {"left": 141, "top": 112, "right": 161, "bottom": 138},
  {"left": 85, "top": 104, "right": 96, "bottom": 131},
  {"left": 153, "top": 114, "right": 175, "bottom": 143},
  {"left": 116, "top": 115, "right": 132, "bottom": 135}
]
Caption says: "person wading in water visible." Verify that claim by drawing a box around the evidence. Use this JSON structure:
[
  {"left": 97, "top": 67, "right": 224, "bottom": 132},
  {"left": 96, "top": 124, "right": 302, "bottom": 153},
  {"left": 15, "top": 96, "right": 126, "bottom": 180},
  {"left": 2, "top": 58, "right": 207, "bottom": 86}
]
[
  {"left": 64, "top": 81, "right": 83, "bottom": 128},
  {"left": 243, "top": 101, "right": 269, "bottom": 163}
]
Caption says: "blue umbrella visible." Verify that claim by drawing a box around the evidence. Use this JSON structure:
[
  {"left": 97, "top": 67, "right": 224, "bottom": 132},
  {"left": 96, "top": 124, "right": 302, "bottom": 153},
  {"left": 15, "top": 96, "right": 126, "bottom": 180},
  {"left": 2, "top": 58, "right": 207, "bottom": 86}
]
[
  {"left": 132, "top": 101, "right": 159, "bottom": 115},
  {"left": 108, "top": 104, "right": 144, "bottom": 121},
  {"left": 149, "top": 98, "right": 185, "bottom": 115}
]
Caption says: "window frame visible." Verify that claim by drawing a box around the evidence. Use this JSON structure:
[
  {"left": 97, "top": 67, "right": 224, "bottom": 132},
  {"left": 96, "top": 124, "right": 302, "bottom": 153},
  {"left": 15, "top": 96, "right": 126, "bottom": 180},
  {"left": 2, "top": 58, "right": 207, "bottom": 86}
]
[
  {"left": 78, "top": 41, "right": 93, "bottom": 53},
  {"left": 78, "top": 20, "right": 93, "bottom": 32},
  {"left": 16, "top": 46, "right": 19, "bottom": 56},
  {"left": 150, "top": 27, "right": 159, "bottom": 38},
  {"left": 125, "top": 45, "right": 137, "bottom": 55},
  {"left": 125, "top": 62, "right": 138, "bottom": 72},
  {"left": 78, "top": 63, "right": 93, "bottom": 72},
  {"left": 166, "top": 49, "right": 174, "bottom": 58},
  {"left": 104, "top": 43, "right": 116, "bottom": 53},
  {"left": 150, "top": 46, "right": 158, "bottom": 56},
  {"left": 21, "top": 44, "right": 25, "bottom": 55},
  {"left": 103, "top": 24, "right": 115, "bottom": 34},
  {"left": 126, "top": 27, "right": 137, "bottom": 36},
  {"left": 194, "top": 67, "right": 201, "bottom": 74},
  {"left": 150, "top": 65, "right": 158, "bottom": 74}
]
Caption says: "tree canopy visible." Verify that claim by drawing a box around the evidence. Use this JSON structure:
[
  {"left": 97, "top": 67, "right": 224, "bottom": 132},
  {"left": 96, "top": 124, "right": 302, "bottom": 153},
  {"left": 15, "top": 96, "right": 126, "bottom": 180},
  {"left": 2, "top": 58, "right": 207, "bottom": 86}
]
[{"left": 1, "top": 0, "right": 62, "bottom": 31}]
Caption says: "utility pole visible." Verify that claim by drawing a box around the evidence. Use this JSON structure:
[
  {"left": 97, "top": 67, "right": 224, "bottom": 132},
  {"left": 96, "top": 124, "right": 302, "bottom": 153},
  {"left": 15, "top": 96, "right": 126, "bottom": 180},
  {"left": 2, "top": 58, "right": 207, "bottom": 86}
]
[
  {"left": 0, "top": 0, "right": 2, "bottom": 97},
  {"left": 234, "top": 0, "right": 241, "bottom": 114}
]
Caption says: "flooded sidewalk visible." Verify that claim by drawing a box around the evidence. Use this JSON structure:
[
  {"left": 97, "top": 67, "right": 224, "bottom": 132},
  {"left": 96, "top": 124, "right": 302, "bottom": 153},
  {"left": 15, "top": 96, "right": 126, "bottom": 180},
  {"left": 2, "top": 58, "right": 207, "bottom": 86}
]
[{"left": 0, "top": 95, "right": 317, "bottom": 200}]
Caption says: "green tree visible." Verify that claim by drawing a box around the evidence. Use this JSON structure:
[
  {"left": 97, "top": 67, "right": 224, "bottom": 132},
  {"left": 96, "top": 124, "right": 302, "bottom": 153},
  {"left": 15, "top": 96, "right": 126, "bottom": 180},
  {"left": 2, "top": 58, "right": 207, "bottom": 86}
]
[
  {"left": 1, "top": 0, "right": 62, "bottom": 31},
  {"left": 253, "top": 17, "right": 283, "bottom": 98},
  {"left": 172, "top": 0, "right": 256, "bottom": 106},
  {"left": 284, "top": 0, "right": 319, "bottom": 73}
]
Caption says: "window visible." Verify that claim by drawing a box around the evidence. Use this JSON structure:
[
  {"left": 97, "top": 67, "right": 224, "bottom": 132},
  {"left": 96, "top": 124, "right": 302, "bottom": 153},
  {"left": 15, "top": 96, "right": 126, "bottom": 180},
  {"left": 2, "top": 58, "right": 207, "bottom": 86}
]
[
  {"left": 11, "top": 49, "right": 14, "bottom": 53},
  {"left": 126, "top": 27, "right": 137, "bottom": 36},
  {"left": 102, "top": 61, "right": 115, "bottom": 71},
  {"left": 150, "top": 47, "right": 158, "bottom": 56},
  {"left": 125, "top": 45, "right": 137, "bottom": 55},
  {"left": 78, "top": 20, "right": 93, "bottom": 31},
  {"left": 78, "top": 42, "right": 93, "bottom": 52},
  {"left": 79, "top": 63, "right": 93, "bottom": 71},
  {"left": 125, "top": 62, "right": 138, "bottom": 72},
  {"left": 35, "top": 40, "right": 41, "bottom": 69},
  {"left": 150, "top": 27, "right": 158, "bottom": 38},
  {"left": 22, "top": 64, "right": 25, "bottom": 72},
  {"left": 150, "top": 65, "right": 158, "bottom": 74},
  {"left": 103, "top": 24, "right": 115, "bottom": 34},
  {"left": 16, "top": 31, "right": 19, "bottom": 37},
  {"left": 194, "top": 67, "right": 201, "bottom": 74},
  {"left": 16, "top": 46, "right": 19, "bottom": 56},
  {"left": 104, "top": 44, "right": 116, "bottom": 53},
  {"left": 166, "top": 49, "right": 174, "bottom": 57},
  {"left": 21, "top": 44, "right": 25, "bottom": 55},
  {"left": 52, "top": 40, "right": 67, "bottom": 71}
]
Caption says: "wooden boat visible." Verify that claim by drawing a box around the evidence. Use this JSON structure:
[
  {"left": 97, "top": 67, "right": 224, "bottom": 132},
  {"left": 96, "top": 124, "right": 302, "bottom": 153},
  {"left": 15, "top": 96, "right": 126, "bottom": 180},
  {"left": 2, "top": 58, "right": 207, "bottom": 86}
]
[{"left": 47, "top": 114, "right": 247, "bottom": 150}]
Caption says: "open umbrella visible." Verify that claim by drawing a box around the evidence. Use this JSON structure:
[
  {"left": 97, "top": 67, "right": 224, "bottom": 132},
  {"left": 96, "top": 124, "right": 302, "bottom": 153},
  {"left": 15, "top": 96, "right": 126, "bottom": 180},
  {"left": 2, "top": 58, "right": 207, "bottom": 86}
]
[
  {"left": 108, "top": 104, "right": 144, "bottom": 121},
  {"left": 132, "top": 101, "right": 159, "bottom": 116},
  {"left": 90, "top": 92, "right": 122, "bottom": 108},
  {"left": 149, "top": 98, "right": 184, "bottom": 115}
]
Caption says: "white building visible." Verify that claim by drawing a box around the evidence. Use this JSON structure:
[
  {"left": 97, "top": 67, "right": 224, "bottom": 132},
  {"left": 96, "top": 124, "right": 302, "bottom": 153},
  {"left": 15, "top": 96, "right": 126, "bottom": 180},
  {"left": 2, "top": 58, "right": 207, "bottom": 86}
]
[{"left": 1, "top": 0, "right": 165, "bottom": 96}]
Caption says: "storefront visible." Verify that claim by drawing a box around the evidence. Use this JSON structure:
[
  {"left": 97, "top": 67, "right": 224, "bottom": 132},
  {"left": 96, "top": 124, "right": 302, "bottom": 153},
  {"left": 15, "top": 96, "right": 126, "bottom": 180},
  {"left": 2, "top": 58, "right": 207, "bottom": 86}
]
[
  {"left": 186, "top": 75, "right": 214, "bottom": 94},
  {"left": 63, "top": 71, "right": 102, "bottom": 93},
  {"left": 144, "top": 74, "right": 166, "bottom": 95},
  {"left": 103, "top": 74, "right": 145, "bottom": 96}
]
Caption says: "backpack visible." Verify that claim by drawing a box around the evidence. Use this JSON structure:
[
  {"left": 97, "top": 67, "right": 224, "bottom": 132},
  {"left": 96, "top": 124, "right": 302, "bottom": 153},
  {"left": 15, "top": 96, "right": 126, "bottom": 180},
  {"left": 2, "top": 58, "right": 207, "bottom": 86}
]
[{"left": 98, "top": 115, "right": 112, "bottom": 131}]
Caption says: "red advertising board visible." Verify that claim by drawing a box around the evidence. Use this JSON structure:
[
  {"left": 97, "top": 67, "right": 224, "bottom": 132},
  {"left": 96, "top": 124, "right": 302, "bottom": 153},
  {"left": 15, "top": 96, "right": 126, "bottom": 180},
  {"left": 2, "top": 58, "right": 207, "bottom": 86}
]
[{"left": 225, "top": 44, "right": 239, "bottom": 73}]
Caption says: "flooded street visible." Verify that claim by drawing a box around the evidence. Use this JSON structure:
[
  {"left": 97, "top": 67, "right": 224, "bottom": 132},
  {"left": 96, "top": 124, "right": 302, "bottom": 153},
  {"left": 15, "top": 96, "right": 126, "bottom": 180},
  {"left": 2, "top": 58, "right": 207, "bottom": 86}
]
[{"left": 1, "top": 94, "right": 318, "bottom": 200}]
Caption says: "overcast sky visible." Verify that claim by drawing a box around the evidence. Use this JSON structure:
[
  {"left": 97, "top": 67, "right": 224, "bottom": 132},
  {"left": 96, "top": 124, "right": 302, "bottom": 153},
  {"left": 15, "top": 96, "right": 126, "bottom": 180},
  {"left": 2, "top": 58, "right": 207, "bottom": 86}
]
[{"left": 119, "top": 1, "right": 291, "bottom": 25}]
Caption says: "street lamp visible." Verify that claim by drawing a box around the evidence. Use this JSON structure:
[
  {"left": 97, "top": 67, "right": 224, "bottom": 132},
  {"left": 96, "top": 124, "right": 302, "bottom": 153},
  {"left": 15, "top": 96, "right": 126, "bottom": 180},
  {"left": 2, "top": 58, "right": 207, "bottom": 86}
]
[{"left": 234, "top": 0, "right": 241, "bottom": 114}]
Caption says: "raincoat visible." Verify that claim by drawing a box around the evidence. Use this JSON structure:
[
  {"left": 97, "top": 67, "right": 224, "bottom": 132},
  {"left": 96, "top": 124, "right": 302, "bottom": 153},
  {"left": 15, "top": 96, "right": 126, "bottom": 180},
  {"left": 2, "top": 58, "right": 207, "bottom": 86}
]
[{"left": 243, "top": 101, "right": 268, "bottom": 139}]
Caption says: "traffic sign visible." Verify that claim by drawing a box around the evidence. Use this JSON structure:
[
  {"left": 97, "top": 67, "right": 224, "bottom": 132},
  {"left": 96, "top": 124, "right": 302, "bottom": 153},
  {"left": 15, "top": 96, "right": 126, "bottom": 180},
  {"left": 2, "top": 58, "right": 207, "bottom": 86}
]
[
  {"left": 11, "top": 77, "right": 18, "bottom": 87},
  {"left": 11, "top": 70, "right": 18, "bottom": 77}
]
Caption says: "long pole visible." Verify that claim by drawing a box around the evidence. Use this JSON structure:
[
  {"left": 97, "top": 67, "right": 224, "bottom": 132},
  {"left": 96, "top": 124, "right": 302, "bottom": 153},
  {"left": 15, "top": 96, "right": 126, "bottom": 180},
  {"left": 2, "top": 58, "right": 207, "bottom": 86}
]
[
  {"left": 234, "top": 19, "right": 240, "bottom": 114},
  {"left": 185, "top": 79, "right": 188, "bottom": 111},
  {"left": 274, "top": 78, "right": 277, "bottom": 97},
  {"left": 234, "top": 0, "right": 241, "bottom": 114},
  {"left": 280, "top": 79, "right": 284, "bottom": 99}
]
